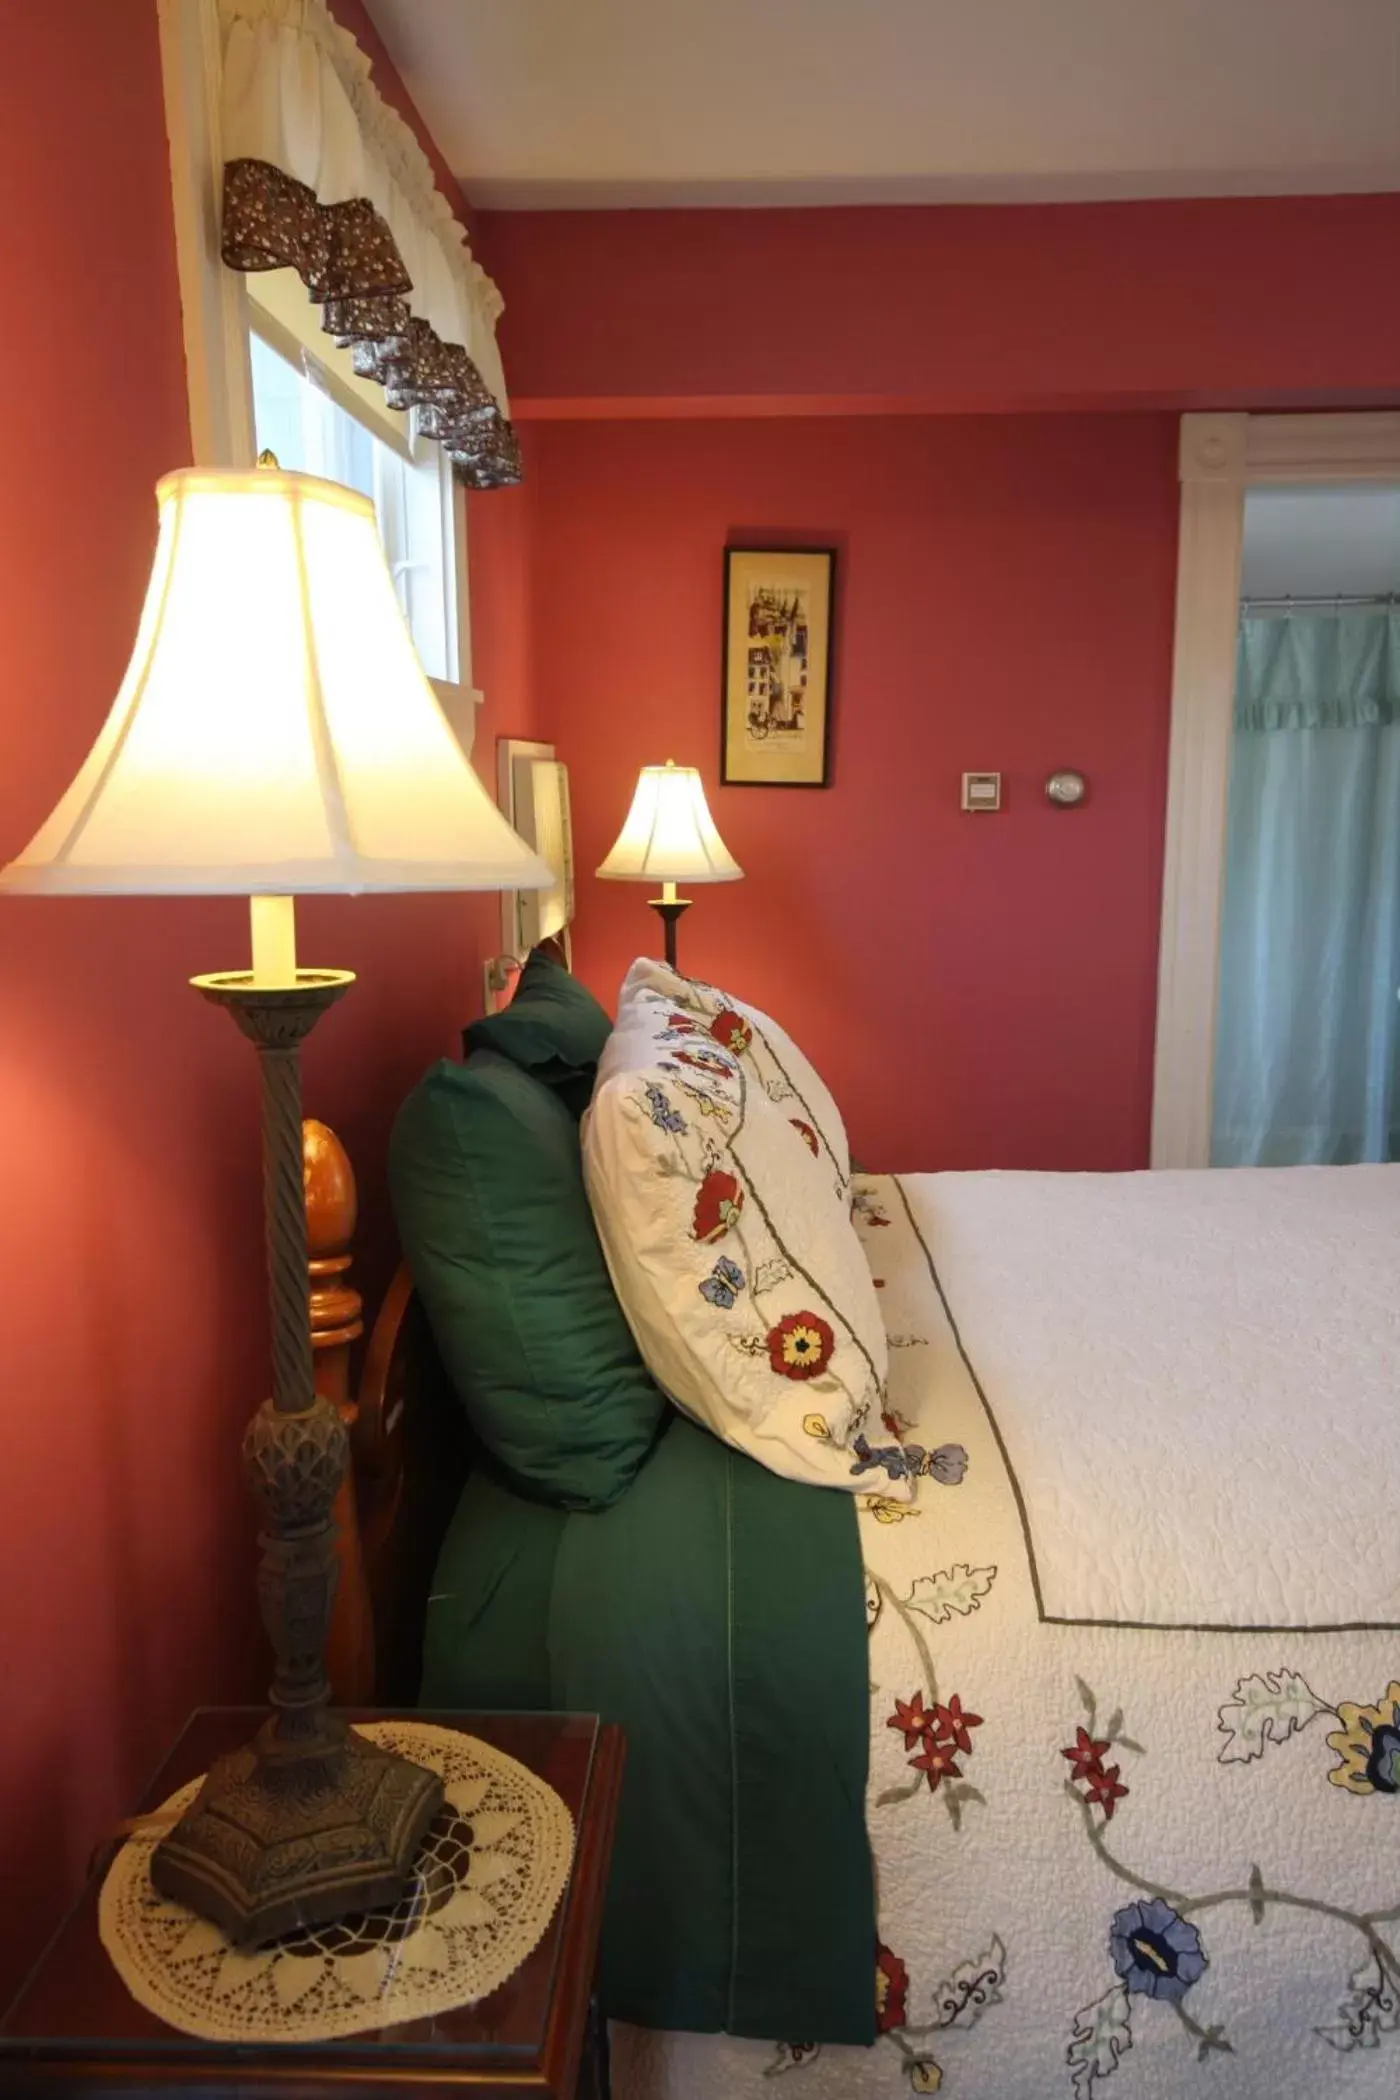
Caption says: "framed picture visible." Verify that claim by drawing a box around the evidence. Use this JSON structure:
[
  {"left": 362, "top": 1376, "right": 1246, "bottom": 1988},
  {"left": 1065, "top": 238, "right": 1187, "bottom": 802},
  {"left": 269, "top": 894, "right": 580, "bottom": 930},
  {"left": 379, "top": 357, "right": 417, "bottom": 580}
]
[{"left": 721, "top": 546, "right": 835, "bottom": 786}]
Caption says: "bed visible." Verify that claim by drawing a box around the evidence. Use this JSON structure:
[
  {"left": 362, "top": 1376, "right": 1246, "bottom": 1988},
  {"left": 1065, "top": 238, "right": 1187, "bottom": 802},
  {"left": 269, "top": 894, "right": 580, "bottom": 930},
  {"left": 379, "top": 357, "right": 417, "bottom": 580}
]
[{"left": 314, "top": 1006, "right": 1400, "bottom": 2100}]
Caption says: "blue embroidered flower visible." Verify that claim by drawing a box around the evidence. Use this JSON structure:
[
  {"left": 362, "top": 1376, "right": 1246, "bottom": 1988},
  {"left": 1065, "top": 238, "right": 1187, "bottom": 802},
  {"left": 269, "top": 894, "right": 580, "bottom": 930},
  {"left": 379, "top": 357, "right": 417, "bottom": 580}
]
[
  {"left": 1109, "top": 1900, "right": 1207, "bottom": 2003},
  {"left": 923, "top": 1444, "right": 968, "bottom": 1485},
  {"left": 849, "top": 1435, "right": 915, "bottom": 1483},
  {"left": 645, "top": 1083, "right": 686, "bottom": 1134},
  {"left": 698, "top": 1257, "right": 744, "bottom": 1309}
]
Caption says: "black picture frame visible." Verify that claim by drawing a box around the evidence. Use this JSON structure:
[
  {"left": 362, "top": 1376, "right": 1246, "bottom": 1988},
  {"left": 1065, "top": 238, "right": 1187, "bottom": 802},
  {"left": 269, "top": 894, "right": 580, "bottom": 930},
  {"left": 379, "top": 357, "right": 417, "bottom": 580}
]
[{"left": 720, "top": 545, "right": 836, "bottom": 787}]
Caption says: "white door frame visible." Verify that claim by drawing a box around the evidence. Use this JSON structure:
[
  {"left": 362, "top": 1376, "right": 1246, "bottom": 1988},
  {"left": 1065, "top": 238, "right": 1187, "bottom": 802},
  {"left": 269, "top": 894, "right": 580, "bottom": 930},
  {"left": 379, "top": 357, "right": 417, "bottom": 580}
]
[{"left": 1152, "top": 410, "right": 1400, "bottom": 1167}]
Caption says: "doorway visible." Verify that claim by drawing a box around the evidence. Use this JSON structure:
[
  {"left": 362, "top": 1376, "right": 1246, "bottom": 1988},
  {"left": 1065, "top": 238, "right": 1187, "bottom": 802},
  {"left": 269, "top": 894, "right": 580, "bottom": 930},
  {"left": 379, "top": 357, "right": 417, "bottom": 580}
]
[
  {"left": 1152, "top": 412, "right": 1400, "bottom": 1168},
  {"left": 1211, "top": 487, "right": 1400, "bottom": 1164}
]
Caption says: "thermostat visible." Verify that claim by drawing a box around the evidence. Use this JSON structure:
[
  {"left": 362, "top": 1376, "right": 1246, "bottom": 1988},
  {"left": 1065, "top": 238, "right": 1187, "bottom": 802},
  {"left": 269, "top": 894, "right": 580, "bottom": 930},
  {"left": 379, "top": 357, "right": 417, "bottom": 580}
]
[{"left": 961, "top": 772, "right": 1002, "bottom": 812}]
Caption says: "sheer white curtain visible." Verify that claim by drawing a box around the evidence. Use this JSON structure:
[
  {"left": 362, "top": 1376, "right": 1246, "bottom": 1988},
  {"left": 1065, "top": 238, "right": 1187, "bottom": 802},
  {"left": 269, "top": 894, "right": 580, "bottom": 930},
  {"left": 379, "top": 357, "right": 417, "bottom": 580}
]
[{"left": 1212, "top": 608, "right": 1400, "bottom": 1165}]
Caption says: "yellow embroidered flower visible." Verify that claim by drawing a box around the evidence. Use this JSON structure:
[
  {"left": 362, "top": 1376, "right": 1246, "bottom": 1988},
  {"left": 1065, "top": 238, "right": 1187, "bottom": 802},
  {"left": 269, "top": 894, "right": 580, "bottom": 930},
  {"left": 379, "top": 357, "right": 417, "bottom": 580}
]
[
  {"left": 802, "top": 1413, "right": 831, "bottom": 1439},
  {"left": 1326, "top": 1683, "right": 1400, "bottom": 1795},
  {"left": 908, "top": 2064, "right": 943, "bottom": 2094},
  {"left": 861, "top": 1495, "right": 920, "bottom": 1524},
  {"left": 678, "top": 1083, "right": 733, "bottom": 1123}
]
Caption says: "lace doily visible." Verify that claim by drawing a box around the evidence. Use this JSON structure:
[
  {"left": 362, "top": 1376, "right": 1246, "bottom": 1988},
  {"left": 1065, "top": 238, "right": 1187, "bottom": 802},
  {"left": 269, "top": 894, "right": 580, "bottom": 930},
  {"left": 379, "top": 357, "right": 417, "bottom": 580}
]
[{"left": 98, "top": 1721, "right": 575, "bottom": 2043}]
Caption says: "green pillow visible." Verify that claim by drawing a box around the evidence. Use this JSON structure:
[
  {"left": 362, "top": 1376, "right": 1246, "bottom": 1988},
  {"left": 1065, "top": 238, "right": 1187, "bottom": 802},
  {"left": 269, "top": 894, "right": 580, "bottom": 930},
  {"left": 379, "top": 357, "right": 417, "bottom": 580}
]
[
  {"left": 389, "top": 1047, "right": 666, "bottom": 1511},
  {"left": 464, "top": 949, "right": 611, "bottom": 1115}
]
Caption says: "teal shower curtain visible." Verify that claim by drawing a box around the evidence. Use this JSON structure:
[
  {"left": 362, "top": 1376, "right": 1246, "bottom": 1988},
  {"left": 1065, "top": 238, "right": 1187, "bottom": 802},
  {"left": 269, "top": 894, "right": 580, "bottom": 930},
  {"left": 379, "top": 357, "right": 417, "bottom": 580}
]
[{"left": 1212, "top": 608, "right": 1400, "bottom": 1166}]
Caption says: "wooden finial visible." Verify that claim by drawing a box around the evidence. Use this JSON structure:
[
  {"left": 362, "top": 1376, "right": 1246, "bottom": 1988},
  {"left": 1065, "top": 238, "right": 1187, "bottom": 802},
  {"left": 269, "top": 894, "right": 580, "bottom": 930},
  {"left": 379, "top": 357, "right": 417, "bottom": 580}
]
[
  {"left": 303, "top": 1117, "right": 373, "bottom": 1703},
  {"left": 304, "top": 1118, "right": 364, "bottom": 1372}
]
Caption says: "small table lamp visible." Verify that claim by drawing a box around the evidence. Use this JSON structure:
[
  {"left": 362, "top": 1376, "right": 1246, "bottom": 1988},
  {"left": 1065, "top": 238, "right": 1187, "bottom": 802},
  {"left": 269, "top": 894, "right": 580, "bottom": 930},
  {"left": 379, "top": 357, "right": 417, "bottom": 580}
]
[
  {"left": 0, "top": 464, "right": 551, "bottom": 1944},
  {"left": 596, "top": 759, "right": 742, "bottom": 966}
]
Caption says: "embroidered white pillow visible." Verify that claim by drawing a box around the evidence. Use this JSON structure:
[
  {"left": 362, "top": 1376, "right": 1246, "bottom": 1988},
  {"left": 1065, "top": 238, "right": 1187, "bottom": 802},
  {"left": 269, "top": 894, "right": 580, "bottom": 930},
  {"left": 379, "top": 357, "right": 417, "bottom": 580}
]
[
  {"left": 620, "top": 957, "right": 851, "bottom": 1193},
  {"left": 582, "top": 977, "right": 903, "bottom": 1497}
]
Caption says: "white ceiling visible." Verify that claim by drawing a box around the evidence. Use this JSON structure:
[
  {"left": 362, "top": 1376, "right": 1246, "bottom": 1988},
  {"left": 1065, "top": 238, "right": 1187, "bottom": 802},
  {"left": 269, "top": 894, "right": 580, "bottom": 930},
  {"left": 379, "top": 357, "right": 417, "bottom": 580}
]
[
  {"left": 363, "top": 0, "right": 1400, "bottom": 210},
  {"left": 1242, "top": 488, "right": 1400, "bottom": 599}
]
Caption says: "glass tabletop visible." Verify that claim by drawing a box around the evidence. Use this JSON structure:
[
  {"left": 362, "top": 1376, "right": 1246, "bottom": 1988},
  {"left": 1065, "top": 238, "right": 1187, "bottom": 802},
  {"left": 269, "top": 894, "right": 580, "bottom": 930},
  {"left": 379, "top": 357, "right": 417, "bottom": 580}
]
[{"left": 0, "top": 1707, "right": 602, "bottom": 2068}]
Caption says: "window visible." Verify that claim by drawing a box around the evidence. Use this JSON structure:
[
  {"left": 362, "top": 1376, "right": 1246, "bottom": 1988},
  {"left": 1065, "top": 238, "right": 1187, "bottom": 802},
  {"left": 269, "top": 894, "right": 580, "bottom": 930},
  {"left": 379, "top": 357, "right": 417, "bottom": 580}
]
[{"left": 247, "top": 315, "right": 472, "bottom": 716}]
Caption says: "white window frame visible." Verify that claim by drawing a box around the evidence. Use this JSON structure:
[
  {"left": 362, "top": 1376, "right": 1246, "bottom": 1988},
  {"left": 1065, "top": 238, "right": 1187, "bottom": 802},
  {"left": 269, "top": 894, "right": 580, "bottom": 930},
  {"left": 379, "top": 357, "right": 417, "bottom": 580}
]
[
  {"left": 1152, "top": 410, "right": 1400, "bottom": 1167},
  {"left": 155, "top": 0, "right": 479, "bottom": 745}
]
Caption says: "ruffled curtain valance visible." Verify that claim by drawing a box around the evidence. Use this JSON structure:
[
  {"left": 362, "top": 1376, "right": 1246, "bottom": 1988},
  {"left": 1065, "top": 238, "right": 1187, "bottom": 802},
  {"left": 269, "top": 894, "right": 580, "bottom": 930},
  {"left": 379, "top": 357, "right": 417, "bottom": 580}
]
[
  {"left": 217, "top": 0, "right": 520, "bottom": 488},
  {"left": 1236, "top": 607, "right": 1400, "bottom": 731}
]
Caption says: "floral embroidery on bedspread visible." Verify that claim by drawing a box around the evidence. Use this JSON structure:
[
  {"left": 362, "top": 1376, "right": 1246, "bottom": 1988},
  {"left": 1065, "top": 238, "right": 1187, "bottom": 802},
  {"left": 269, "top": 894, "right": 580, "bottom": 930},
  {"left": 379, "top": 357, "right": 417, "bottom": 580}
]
[
  {"left": 1060, "top": 1669, "right": 1400, "bottom": 2094},
  {"left": 732, "top": 1176, "right": 1400, "bottom": 2099}
]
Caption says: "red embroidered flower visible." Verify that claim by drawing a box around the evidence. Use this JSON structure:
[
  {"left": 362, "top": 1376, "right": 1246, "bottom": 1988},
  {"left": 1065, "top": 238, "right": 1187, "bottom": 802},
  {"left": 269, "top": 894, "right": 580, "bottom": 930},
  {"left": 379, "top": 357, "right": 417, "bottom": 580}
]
[
  {"left": 931, "top": 1696, "right": 983, "bottom": 1756},
  {"left": 1061, "top": 1727, "right": 1112, "bottom": 1783},
  {"left": 673, "top": 1047, "right": 732, "bottom": 1078},
  {"left": 909, "top": 1737, "right": 962, "bottom": 1791},
  {"left": 886, "top": 1692, "right": 936, "bottom": 1750},
  {"left": 692, "top": 1170, "right": 744, "bottom": 1243},
  {"left": 1083, "top": 1763, "right": 1129, "bottom": 1820},
  {"left": 875, "top": 1944, "right": 909, "bottom": 2033},
  {"left": 767, "top": 1311, "right": 835, "bottom": 1380},
  {"left": 790, "top": 1118, "right": 819, "bottom": 1157},
  {"left": 666, "top": 1012, "right": 704, "bottom": 1033},
  {"left": 710, "top": 1008, "right": 752, "bottom": 1054}
]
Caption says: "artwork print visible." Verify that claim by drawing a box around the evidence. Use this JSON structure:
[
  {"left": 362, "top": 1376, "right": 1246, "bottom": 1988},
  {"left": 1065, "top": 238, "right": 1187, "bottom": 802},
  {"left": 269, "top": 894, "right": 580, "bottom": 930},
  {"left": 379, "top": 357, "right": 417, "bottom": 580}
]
[{"left": 722, "top": 548, "right": 834, "bottom": 786}]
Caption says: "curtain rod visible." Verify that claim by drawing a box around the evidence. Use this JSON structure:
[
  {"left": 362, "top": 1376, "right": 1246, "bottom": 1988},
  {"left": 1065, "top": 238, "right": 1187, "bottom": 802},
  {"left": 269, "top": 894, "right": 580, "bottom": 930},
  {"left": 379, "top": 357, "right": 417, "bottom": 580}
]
[{"left": 1241, "top": 590, "right": 1400, "bottom": 611}]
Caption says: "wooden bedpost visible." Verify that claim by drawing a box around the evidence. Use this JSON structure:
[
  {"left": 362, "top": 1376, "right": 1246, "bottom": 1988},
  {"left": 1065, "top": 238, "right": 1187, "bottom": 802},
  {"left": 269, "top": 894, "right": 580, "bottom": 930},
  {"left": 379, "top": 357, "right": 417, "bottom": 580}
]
[{"left": 303, "top": 1117, "right": 375, "bottom": 1704}]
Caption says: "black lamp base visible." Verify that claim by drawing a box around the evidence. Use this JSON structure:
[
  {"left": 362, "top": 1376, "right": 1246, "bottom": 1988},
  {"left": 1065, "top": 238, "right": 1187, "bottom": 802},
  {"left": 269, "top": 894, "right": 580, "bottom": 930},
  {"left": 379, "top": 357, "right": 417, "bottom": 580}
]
[{"left": 649, "top": 896, "right": 691, "bottom": 968}]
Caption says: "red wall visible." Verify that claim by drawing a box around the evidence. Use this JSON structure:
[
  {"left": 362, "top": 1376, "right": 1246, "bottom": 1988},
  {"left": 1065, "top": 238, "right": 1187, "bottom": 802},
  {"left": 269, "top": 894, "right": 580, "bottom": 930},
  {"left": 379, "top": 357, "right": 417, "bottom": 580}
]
[
  {"left": 0, "top": 3, "right": 530, "bottom": 2002},
  {"left": 528, "top": 414, "right": 1178, "bottom": 1171},
  {"left": 482, "top": 194, "right": 1400, "bottom": 417},
  {"left": 478, "top": 191, "right": 1400, "bottom": 1172}
]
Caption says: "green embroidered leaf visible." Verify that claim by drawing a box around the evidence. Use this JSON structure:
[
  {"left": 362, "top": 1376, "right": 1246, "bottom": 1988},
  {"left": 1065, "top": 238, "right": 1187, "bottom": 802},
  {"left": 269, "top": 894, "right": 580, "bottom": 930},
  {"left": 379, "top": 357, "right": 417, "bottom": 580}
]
[
  {"left": 1116, "top": 1735, "right": 1145, "bottom": 1755},
  {"left": 1216, "top": 1670, "right": 1327, "bottom": 1764},
  {"left": 1248, "top": 1863, "right": 1266, "bottom": 1924},
  {"left": 753, "top": 1257, "right": 792, "bottom": 1293},
  {"left": 931, "top": 1933, "right": 1006, "bottom": 2031},
  {"left": 875, "top": 1777, "right": 924, "bottom": 1808},
  {"left": 904, "top": 1564, "right": 998, "bottom": 1626},
  {"left": 941, "top": 1779, "right": 990, "bottom": 1833},
  {"left": 1075, "top": 1676, "right": 1097, "bottom": 1722},
  {"left": 1104, "top": 1707, "right": 1124, "bottom": 1740},
  {"left": 1194, "top": 2024, "right": 1234, "bottom": 2060},
  {"left": 1068, "top": 1982, "right": 1132, "bottom": 2098},
  {"left": 1317, "top": 1953, "right": 1400, "bottom": 2052}
]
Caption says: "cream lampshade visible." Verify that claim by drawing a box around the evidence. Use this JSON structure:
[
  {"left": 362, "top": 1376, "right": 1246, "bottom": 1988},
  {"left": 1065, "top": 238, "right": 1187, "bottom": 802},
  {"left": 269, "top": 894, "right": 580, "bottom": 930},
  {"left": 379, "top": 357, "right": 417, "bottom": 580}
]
[
  {"left": 1, "top": 466, "right": 548, "bottom": 911},
  {"left": 0, "top": 463, "right": 551, "bottom": 1947},
  {"left": 596, "top": 758, "right": 742, "bottom": 966}
]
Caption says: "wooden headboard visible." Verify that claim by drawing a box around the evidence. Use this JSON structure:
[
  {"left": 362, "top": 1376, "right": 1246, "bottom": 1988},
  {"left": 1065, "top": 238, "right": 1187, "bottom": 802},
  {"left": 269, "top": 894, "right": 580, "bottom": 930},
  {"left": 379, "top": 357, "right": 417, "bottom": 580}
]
[{"left": 304, "top": 1118, "right": 471, "bottom": 1707}]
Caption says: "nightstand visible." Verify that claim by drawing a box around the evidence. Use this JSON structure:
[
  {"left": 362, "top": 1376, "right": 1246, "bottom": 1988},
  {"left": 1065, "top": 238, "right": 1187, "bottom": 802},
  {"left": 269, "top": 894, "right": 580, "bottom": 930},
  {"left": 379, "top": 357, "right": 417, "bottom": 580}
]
[{"left": 0, "top": 1708, "right": 625, "bottom": 2099}]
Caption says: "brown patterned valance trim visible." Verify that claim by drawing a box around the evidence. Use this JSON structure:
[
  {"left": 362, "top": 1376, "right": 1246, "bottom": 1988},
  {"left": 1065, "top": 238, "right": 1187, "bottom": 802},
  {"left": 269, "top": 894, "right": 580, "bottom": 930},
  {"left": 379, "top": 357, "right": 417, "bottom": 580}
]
[{"left": 222, "top": 158, "right": 521, "bottom": 489}]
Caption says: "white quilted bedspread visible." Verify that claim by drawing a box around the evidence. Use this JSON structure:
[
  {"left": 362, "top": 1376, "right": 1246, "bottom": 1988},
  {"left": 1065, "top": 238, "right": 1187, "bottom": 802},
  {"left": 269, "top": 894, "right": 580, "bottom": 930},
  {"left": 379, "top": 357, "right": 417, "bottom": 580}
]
[{"left": 613, "top": 1165, "right": 1400, "bottom": 2100}]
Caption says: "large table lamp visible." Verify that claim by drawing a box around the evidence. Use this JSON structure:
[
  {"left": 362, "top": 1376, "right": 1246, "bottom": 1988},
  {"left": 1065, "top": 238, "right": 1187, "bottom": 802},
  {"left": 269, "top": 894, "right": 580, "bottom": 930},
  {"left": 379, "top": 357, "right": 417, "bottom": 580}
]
[
  {"left": 0, "top": 464, "right": 551, "bottom": 1944},
  {"left": 596, "top": 759, "right": 742, "bottom": 966}
]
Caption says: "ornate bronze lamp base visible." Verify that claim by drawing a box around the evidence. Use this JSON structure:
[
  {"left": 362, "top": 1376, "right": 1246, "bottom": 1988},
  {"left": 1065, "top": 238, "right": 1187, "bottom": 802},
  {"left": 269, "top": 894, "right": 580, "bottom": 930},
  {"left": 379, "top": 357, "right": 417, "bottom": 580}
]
[
  {"left": 150, "top": 1711, "right": 442, "bottom": 1946},
  {"left": 150, "top": 970, "right": 443, "bottom": 1948}
]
